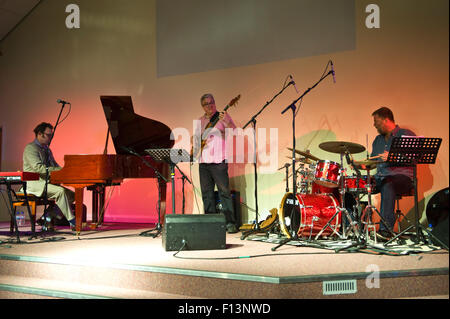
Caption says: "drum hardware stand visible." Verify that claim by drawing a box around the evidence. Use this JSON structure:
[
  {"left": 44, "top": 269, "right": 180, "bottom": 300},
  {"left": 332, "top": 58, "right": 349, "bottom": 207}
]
[
  {"left": 313, "top": 149, "right": 358, "bottom": 240},
  {"left": 343, "top": 153, "right": 367, "bottom": 239},
  {"left": 359, "top": 164, "right": 399, "bottom": 243},
  {"left": 241, "top": 78, "right": 295, "bottom": 240},
  {"left": 314, "top": 149, "right": 369, "bottom": 253},
  {"left": 334, "top": 153, "right": 394, "bottom": 252},
  {"left": 359, "top": 168, "right": 381, "bottom": 242},
  {"left": 383, "top": 137, "right": 448, "bottom": 249},
  {"left": 343, "top": 147, "right": 394, "bottom": 242}
]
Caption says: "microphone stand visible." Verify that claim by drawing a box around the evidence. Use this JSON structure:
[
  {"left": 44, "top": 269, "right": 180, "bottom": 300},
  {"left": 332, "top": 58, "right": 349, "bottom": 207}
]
[
  {"left": 272, "top": 69, "right": 334, "bottom": 251},
  {"left": 122, "top": 147, "right": 168, "bottom": 238},
  {"left": 175, "top": 164, "right": 192, "bottom": 214},
  {"left": 278, "top": 163, "right": 291, "bottom": 193},
  {"left": 40, "top": 101, "right": 68, "bottom": 234},
  {"left": 240, "top": 80, "right": 295, "bottom": 240}
]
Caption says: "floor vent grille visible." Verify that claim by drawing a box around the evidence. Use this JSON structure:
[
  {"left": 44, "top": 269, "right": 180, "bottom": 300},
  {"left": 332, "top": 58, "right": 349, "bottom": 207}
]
[{"left": 323, "top": 279, "right": 357, "bottom": 295}]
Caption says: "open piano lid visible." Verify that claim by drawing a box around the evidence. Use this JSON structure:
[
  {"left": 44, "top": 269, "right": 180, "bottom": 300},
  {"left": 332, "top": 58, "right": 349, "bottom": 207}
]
[{"left": 100, "top": 96, "right": 174, "bottom": 155}]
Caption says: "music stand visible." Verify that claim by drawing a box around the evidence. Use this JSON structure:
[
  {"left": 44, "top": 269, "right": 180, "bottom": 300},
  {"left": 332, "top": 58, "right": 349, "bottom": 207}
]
[
  {"left": 384, "top": 137, "right": 447, "bottom": 249},
  {"left": 145, "top": 148, "right": 191, "bottom": 215}
]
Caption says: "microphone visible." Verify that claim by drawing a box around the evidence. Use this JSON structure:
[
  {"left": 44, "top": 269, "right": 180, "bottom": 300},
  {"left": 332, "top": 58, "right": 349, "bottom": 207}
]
[
  {"left": 289, "top": 75, "right": 299, "bottom": 93},
  {"left": 57, "top": 99, "right": 70, "bottom": 104},
  {"left": 330, "top": 61, "right": 336, "bottom": 84}
]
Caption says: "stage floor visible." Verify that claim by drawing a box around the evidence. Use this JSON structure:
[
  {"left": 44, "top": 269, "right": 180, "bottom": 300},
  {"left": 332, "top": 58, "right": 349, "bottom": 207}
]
[{"left": 0, "top": 222, "right": 448, "bottom": 299}]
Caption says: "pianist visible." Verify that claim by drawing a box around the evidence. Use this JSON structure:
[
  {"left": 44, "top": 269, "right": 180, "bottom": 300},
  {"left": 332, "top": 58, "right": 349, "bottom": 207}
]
[
  {"left": 22, "top": 122, "right": 76, "bottom": 230},
  {"left": 195, "top": 94, "right": 238, "bottom": 234}
]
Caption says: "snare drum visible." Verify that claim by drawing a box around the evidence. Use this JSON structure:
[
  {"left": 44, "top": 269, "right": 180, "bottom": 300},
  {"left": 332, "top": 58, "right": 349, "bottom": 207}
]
[
  {"left": 314, "top": 160, "right": 340, "bottom": 188},
  {"left": 278, "top": 193, "right": 340, "bottom": 238}
]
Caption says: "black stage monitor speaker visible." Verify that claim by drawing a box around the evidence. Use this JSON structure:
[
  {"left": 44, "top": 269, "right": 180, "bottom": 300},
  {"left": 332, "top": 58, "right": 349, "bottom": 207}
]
[
  {"left": 162, "top": 214, "right": 226, "bottom": 251},
  {"left": 426, "top": 188, "right": 449, "bottom": 247},
  {"left": 431, "top": 215, "right": 449, "bottom": 247}
]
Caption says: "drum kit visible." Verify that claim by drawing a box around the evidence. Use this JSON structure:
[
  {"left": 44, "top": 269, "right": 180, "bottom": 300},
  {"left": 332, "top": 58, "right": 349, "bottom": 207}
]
[{"left": 277, "top": 141, "right": 385, "bottom": 244}]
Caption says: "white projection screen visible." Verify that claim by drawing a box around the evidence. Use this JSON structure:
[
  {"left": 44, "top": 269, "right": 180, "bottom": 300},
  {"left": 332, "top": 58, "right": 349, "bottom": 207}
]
[{"left": 156, "top": 0, "right": 356, "bottom": 77}]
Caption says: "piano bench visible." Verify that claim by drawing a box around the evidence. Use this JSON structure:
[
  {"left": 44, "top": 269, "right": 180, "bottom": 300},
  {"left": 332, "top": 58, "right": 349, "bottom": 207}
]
[{"left": 11, "top": 193, "right": 55, "bottom": 231}]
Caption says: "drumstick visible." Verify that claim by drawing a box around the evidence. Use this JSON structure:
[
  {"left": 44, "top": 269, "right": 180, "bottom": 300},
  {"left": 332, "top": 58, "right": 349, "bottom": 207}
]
[{"left": 368, "top": 154, "right": 383, "bottom": 160}]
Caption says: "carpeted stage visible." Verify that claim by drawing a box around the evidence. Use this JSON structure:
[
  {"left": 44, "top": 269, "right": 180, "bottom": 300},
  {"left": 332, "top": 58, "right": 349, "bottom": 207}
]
[{"left": 0, "top": 222, "right": 448, "bottom": 300}]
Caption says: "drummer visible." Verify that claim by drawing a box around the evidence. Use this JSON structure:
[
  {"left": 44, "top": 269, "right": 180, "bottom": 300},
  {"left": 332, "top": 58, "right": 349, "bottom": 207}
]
[{"left": 356, "top": 107, "right": 415, "bottom": 240}]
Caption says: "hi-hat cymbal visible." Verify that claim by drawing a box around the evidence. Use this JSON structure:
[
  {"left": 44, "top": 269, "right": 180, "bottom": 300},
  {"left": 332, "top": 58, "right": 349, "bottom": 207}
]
[
  {"left": 287, "top": 148, "right": 321, "bottom": 161},
  {"left": 319, "top": 141, "right": 366, "bottom": 154}
]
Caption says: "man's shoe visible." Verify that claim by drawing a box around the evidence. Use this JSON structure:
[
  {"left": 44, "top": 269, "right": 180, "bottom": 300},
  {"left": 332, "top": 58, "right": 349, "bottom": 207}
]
[
  {"left": 42, "top": 218, "right": 55, "bottom": 232},
  {"left": 36, "top": 216, "right": 46, "bottom": 226},
  {"left": 226, "top": 223, "right": 238, "bottom": 234}
]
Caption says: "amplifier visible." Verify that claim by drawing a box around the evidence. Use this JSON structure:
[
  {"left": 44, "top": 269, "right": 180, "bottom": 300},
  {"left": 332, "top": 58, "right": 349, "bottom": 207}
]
[{"left": 162, "top": 214, "right": 226, "bottom": 251}]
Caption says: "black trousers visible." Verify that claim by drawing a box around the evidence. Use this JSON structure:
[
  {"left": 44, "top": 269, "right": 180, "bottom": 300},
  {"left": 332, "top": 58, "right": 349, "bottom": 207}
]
[
  {"left": 374, "top": 174, "right": 413, "bottom": 231},
  {"left": 199, "top": 162, "right": 235, "bottom": 224}
]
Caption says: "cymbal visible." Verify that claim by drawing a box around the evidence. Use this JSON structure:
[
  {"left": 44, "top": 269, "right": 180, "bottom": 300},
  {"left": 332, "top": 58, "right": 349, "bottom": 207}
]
[
  {"left": 287, "top": 148, "right": 321, "bottom": 161},
  {"left": 319, "top": 141, "right": 366, "bottom": 154},
  {"left": 285, "top": 156, "right": 313, "bottom": 164},
  {"left": 353, "top": 159, "right": 380, "bottom": 167}
]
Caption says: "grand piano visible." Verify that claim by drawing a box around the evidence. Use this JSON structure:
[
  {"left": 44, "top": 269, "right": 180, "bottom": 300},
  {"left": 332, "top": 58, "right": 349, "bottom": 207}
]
[{"left": 51, "top": 96, "right": 174, "bottom": 234}]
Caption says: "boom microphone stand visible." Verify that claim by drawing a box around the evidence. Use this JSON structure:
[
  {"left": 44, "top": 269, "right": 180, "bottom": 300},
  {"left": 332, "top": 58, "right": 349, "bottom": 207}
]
[
  {"left": 40, "top": 100, "right": 69, "bottom": 233},
  {"left": 272, "top": 67, "right": 335, "bottom": 251},
  {"left": 240, "top": 78, "right": 295, "bottom": 240}
]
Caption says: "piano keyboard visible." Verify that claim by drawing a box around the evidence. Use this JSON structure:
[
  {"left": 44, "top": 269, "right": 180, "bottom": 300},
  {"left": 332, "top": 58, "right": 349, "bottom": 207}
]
[{"left": 0, "top": 172, "right": 39, "bottom": 182}]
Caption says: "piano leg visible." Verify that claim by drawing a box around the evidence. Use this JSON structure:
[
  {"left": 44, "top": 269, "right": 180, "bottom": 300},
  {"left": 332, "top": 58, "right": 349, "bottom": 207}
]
[
  {"left": 90, "top": 186, "right": 99, "bottom": 224},
  {"left": 74, "top": 187, "right": 85, "bottom": 235},
  {"left": 99, "top": 186, "right": 106, "bottom": 225}
]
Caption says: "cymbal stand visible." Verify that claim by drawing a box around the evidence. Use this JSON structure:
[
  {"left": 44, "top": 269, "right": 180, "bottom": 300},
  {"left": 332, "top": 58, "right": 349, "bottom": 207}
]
[
  {"left": 331, "top": 151, "right": 380, "bottom": 253},
  {"left": 343, "top": 152, "right": 365, "bottom": 238}
]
